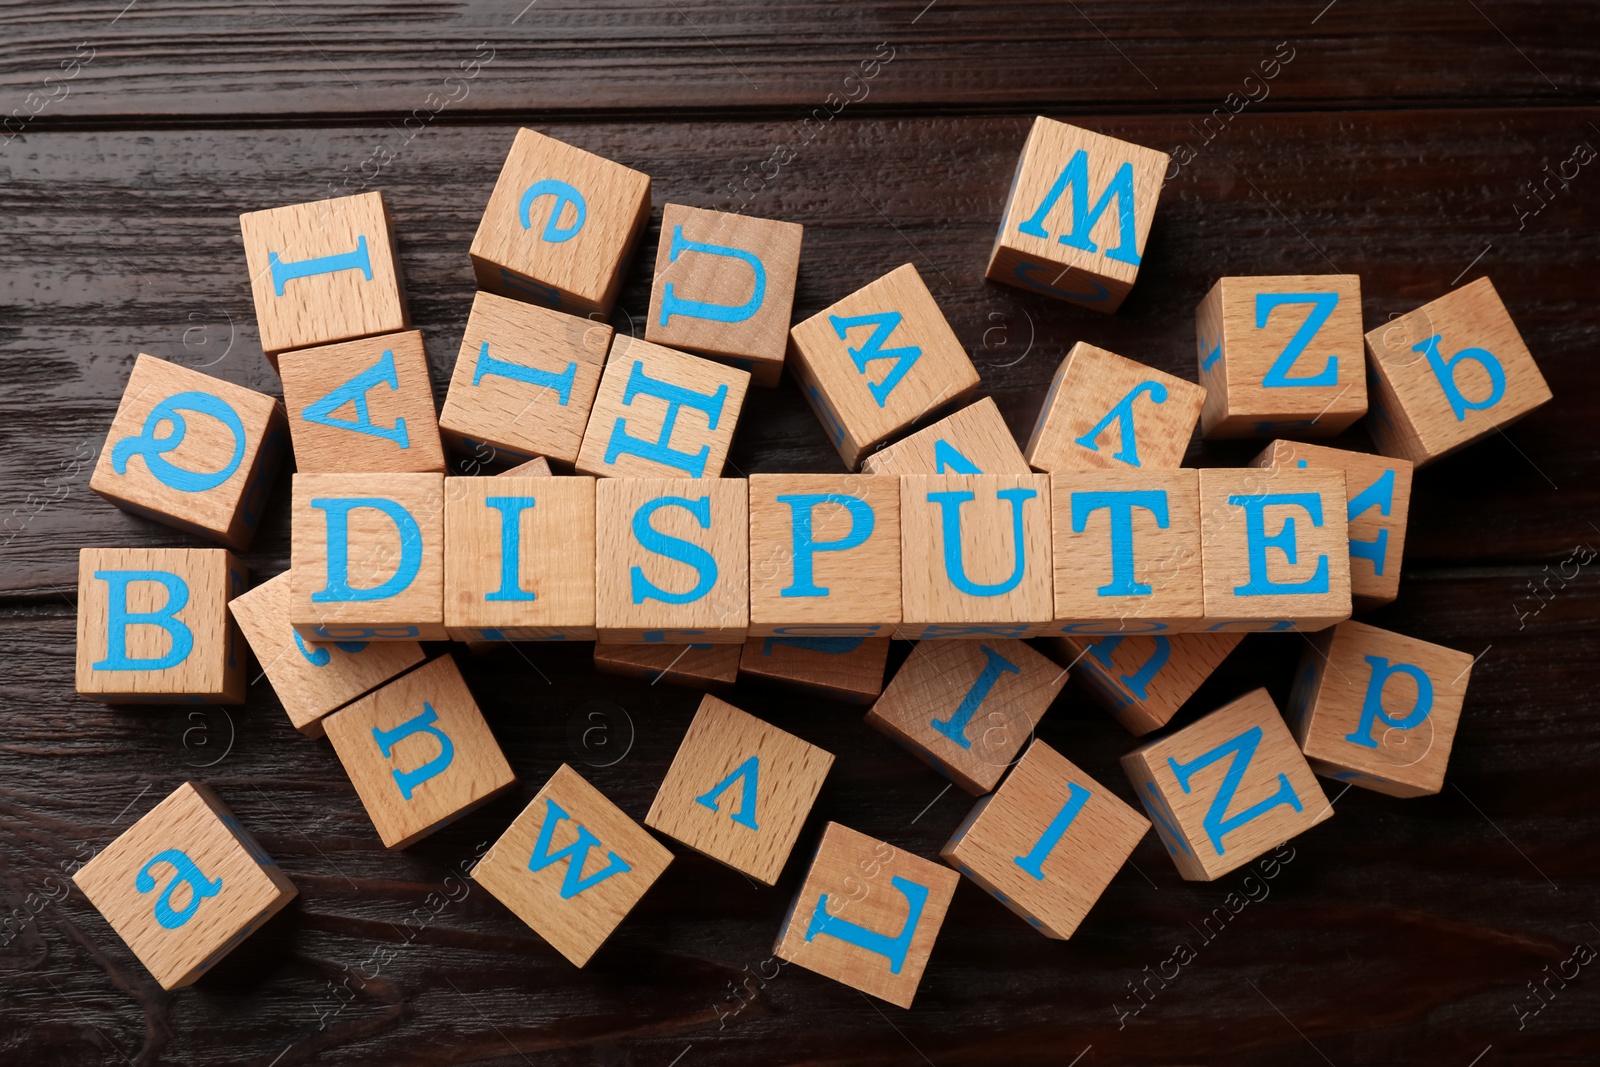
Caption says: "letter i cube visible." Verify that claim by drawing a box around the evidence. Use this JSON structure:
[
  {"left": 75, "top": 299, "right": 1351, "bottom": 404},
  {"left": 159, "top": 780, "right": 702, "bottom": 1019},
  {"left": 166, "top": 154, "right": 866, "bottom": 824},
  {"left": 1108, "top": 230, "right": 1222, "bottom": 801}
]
[
  {"left": 647, "top": 695, "right": 834, "bottom": 884},
  {"left": 471, "top": 127, "right": 651, "bottom": 315},
  {"left": 788, "top": 264, "right": 981, "bottom": 469},
  {"left": 473, "top": 764, "right": 673, "bottom": 967},
  {"left": 866, "top": 639, "right": 1066, "bottom": 795},
  {"left": 1288, "top": 621, "right": 1473, "bottom": 797},
  {"left": 321, "top": 656, "right": 516, "bottom": 848},
  {"left": 72, "top": 782, "right": 296, "bottom": 990},
  {"left": 1196, "top": 275, "right": 1367, "bottom": 438},
  {"left": 1363, "top": 276, "right": 1552, "bottom": 466},
  {"left": 941, "top": 740, "right": 1148, "bottom": 938},
  {"left": 90, "top": 354, "right": 288, "bottom": 550},
  {"left": 239, "top": 191, "right": 409, "bottom": 360},
  {"left": 986, "top": 117, "right": 1169, "bottom": 312},
  {"left": 773, "top": 823, "right": 959, "bottom": 1008},
  {"left": 645, "top": 204, "right": 804, "bottom": 387},
  {"left": 1041, "top": 632, "right": 1243, "bottom": 736},
  {"left": 77, "top": 548, "right": 246, "bottom": 704},
  {"left": 1121, "top": 688, "right": 1331, "bottom": 880},
  {"left": 860, "top": 397, "right": 1031, "bottom": 477}
]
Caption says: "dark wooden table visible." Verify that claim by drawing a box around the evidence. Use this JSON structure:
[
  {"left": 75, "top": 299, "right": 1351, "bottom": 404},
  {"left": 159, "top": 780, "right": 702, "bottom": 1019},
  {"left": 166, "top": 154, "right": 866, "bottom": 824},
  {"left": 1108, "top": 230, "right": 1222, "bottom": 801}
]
[{"left": 3, "top": 3, "right": 1598, "bottom": 1064}]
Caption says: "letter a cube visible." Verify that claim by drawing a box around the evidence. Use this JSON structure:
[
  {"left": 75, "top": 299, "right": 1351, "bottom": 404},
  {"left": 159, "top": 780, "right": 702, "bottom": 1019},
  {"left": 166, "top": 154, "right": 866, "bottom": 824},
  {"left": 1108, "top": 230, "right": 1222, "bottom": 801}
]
[
  {"left": 90, "top": 354, "right": 288, "bottom": 550},
  {"left": 72, "top": 782, "right": 297, "bottom": 989},
  {"left": 1121, "top": 688, "right": 1331, "bottom": 880},
  {"left": 473, "top": 764, "right": 673, "bottom": 967},
  {"left": 1041, "top": 632, "right": 1243, "bottom": 736},
  {"left": 1364, "top": 277, "right": 1551, "bottom": 466},
  {"left": 986, "top": 117, "right": 1169, "bottom": 312},
  {"left": 646, "top": 204, "right": 804, "bottom": 387},
  {"left": 942, "top": 740, "right": 1148, "bottom": 939},
  {"left": 860, "top": 397, "right": 1031, "bottom": 477},
  {"left": 773, "top": 823, "right": 959, "bottom": 1008},
  {"left": 647, "top": 695, "right": 834, "bottom": 884},
  {"left": 77, "top": 548, "right": 246, "bottom": 704},
  {"left": 1288, "top": 621, "right": 1474, "bottom": 797},
  {"left": 321, "top": 655, "right": 516, "bottom": 848}
]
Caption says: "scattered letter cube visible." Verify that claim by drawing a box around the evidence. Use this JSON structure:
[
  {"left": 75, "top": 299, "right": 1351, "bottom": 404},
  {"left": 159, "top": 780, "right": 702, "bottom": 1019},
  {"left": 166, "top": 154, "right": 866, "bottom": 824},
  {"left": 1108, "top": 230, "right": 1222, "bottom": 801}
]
[
  {"left": 1041, "top": 631, "right": 1243, "bottom": 736},
  {"left": 594, "top": 641, "right": 741, "bottom": 689},
  {"left": 860, "top": 397, "right": 1030, "bottom": 477},
  {"left": 739, "top": 635, "right": 891, "bottom": 705}
]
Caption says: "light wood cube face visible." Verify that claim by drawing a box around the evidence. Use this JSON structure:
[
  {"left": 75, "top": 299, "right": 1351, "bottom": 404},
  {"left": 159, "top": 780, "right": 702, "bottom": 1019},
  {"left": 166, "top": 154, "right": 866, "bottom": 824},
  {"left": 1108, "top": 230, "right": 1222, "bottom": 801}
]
[
  {"left": 575, "top": 336, "right": 750, "bottom": 479},
  {"left": 502, "top": 456, "right": 553, "bottom": 477},
  {"left": 866, "top": 639, "right": 1066, "bottom": 795},
  {"left": 789, "top": 263, "right": 981, "bottom": 469},
  {"left": 290, "top": 473, "right": 447, "bottom": 641},
  {"left": 647, "top": 695, "right": 834, "bottom": 885},
  {"left": 1197, "top": 467, "right": 1351, "bottom": 631},
  {"left": 240, "top": 191, "right": 408, "bottom": 357},
  {"left": 594, "top": 478, "right": 749, "bottom": 643},
  {"left": 1288, "top": 621, "right": 1473, "bottom": 797},
  {"left": 1251, "top": 439, "right": 1414, "bottom": 607},
  {"left": 279, "top": 330, "right": 445, "bottom": 475},
  {"left": 773, "top": 822, "right": 959, "bottom": 1009},
  {"left": 941, "top": 740, "right": 1148, "bottom": 939},
  {"left": 748, "top": 474, "right": 901, "bottom": 635},
  {"left": 1024, "top": 342, "right": 1205, "bottom": 474},
  {"left": 1045, "top": 468, "right": 1204, "bottom": 632},
  {"left": 473, "top": 764, "right": 672, "bottom": 967},
  {"left": 1121, "top": 688, "right": 1332, "bottom": 881},
  {"left": 1364, "top": 277, "right": 1552, "bottom": 466},
  {"left": 738, "top": 635, "right": 891, "bottom": 705},
  {"left": 322, "top": 656, "right": 515, "bottom": 849},
  {"left": 645, "top": 204, "right": 804, "bottom": 387},
  {"left": 1196, "top": 275, "right": 1367, "bottom": 439},
  {"left": 898, "top": 474, "right": 1053, "bottom": 639},
  {"left": 228, "top": 570, "right": 425, "bottom": 736},
  {"left": 860, "top": 397, "right": 1030, "bottom": 477},
  {"left": 72, "top": 783, "right": 296, "bottom": 990},
  {"left": 593, "top": 642, "right": 740, "bottom": 688},
  {"left": 443, "top": 475, "right": 596, "bottom": 641},
  {"left": 77, "top": 548, "right": 246, "bottom": 704},
  {"left": 1044, "top": 632, "right": 1243, "bottom": 736},
  {"left": 469, "top": 127, "right": 652, "bottom": 316},
  {"left": 986, "top": 117, "right": 1169, "bottom": 312},
  {"left": 90, "top": 354, "right": 287, "bottom": 550},
  {"left": 438, "top": 292, "right": 612, "bottom": 470}
]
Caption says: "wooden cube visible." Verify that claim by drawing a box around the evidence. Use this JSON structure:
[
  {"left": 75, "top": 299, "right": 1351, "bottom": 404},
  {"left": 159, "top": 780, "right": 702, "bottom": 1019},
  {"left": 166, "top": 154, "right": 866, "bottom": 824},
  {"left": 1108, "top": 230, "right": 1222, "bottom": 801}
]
[
  {"left": 1197, "top": 467, "right": 1351, "bottom": 631},
  {"left": 240, "top": 191, "right": 408, "bottom": 358},
  {"left": 941, "top": 739, "right": 1148, "bottom": 939},
  {"left": 438, "top": 292, "right": 612, "bottom": 470},
  {"left": 1364, "top": 277, "right": 1552, "bottom": 466},
  {"left": 644, "top": 204, "right": 804, "bottom": 388},
  {"left": 898, "top": 474, "right": 1053, "bottom": 639},
  {"left": 290, "top": 472, "right": 446, "bottom": 641},
  {"left": 1042, "top": 631, "right": 1243, "bottom": 736},
  {"left": 77, "top": 548, "right": 246, "bottom": 704},
  {"left": 593, "top": 641, "right": 740, "bottom": 688},
  {"left": 503, "top": 456, "right": 553, "bottom": 477},
  {"left": 90, "top": 354, "right": 288, "bottom": 550},
  {"left": 1288, "top": 621, "right": 1473, "bottom": 797},
  {"left": 1044, "top": 468, "right": 1204, "bottom": 632},
  {"left": 773, "top": 822, "right": 959, "bottom": 1009},
  {"left": 472, "top": 764, "right": 672, "bottom": 967},
  {"left": 866, "top": 639, "right": 1066, "bottom": 795},
  {"left": 1196, "top": 275, "right": 1367, "bottom": 439},
  {"left": 322, "top": 655, "right": 515, "bottom": 848},
  {"left": 594, "top": 477, "right": 748, "bottom": 643},
  {"left": 228, "top": 570, "right": 425, "bottom": 736},
  {"left": 279, "top": 330, "right": 445, "bottom": 474},
  {"left": 1024, "top": 342, "right": 1205, "bottom": 474},
  {"left": 860, "top": 397, "right": 1030, "bottom": 477},
  {"left": 72, "top": 782, "right": 296, "bottom": 990},
  {"left": 470, "top": 127, "right": 652, "bottom": 317},
  {"left": 1251, "top": 439, "right": 1414, "bottom": 608},
  {"left": 789, "top": 264, "right": 981, "bottom": 469},
  {"left": 738, "top": 635, "right": 891, "bottom": 705},
  {"left": 1121, "top": 688, "right": 1331, "bottom": 880},
  {"left": 647, "top": 695, "right": 834, "bottom": 885},
  {"left": 986, "top": 117, "right": 1169, "bottom": 312},
  {"left": 444, "top": 475, "right": 596, "bottom": 640},
  {"left": 575, "top": 336, "right": 750, "bottom": 479},
  {"left": 748, "top": 474, "right": 900, "bottom": 636}
]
